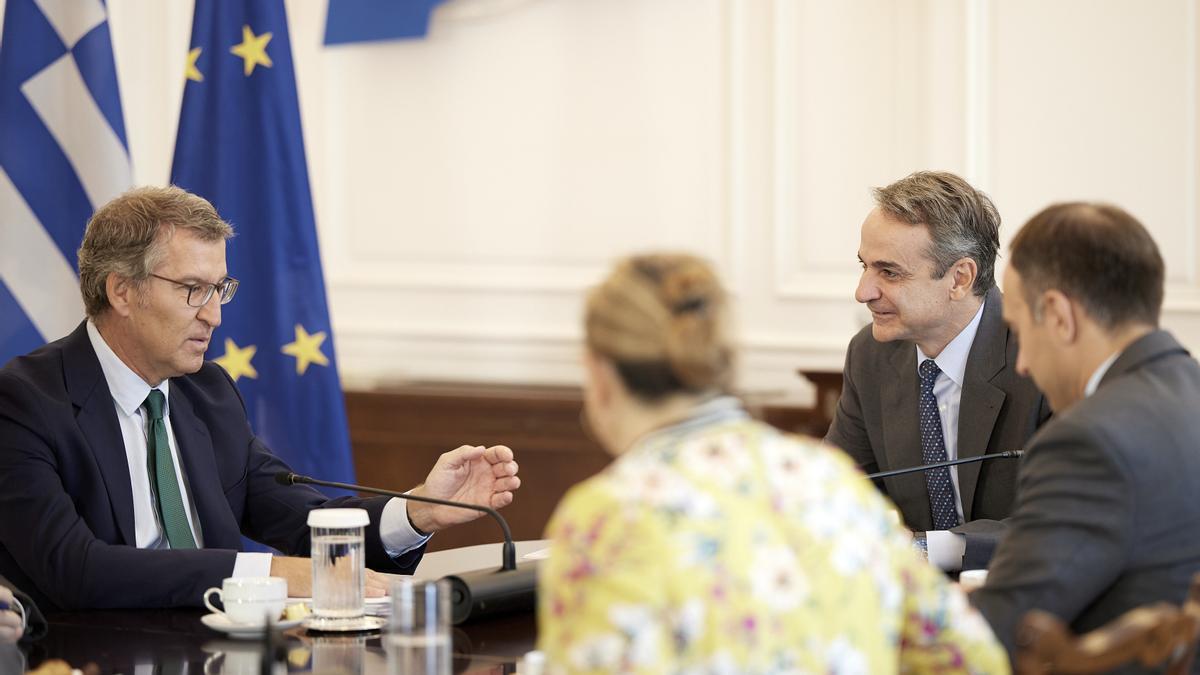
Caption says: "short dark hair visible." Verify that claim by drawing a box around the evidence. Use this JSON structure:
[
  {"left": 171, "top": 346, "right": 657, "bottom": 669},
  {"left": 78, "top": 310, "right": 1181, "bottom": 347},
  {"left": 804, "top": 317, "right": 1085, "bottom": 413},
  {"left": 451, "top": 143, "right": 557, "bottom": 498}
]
[
  {"left": 873, "top": 171, "right": 1001, "bottom": 296},
  {"left": 1010, "top": 202, "right": 1164, "bottom": 329}
]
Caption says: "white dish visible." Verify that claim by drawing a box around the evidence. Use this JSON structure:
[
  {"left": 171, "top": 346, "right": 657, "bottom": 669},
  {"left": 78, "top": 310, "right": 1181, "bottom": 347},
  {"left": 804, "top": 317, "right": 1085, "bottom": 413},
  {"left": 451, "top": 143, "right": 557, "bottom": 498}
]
[
  {"left": 291, "top": 595, "right": 391, "bottom": 606},
  {"left": 201, "top": 612, "right": 302, "bottom": 638}
]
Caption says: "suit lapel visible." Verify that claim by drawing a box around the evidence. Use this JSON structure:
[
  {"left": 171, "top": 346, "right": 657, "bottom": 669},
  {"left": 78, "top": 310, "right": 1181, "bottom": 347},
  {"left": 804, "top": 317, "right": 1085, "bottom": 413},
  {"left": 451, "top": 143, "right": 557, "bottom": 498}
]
[
  {"left": 168, "top": 386, "right": 241, "bottom": 550},
  {"left": 955, "top": 287, "right": 1007, "bottom": 521},
  {"left": 63, "top": 323, "right": 137, "bottom": 546},
  {"left": 880, "top": 341, "right": 931, "bottom": 529}
]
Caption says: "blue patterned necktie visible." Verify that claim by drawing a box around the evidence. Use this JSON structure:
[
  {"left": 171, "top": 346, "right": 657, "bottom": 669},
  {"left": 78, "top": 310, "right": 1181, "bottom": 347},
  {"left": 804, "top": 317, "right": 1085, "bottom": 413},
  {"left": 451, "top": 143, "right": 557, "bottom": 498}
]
[
  {"left": 144, "top": 390, "right": 197, "bottom": 549},
  {"left": 918, "top": 359, "right": 961, "bottom": 530}
]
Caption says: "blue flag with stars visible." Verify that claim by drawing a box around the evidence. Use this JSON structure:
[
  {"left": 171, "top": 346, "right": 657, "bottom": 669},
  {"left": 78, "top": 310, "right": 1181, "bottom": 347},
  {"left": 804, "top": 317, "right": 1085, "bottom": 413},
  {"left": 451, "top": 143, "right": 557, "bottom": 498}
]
[{"left": 171, "top": 0, "right": 356, "bottom": 491}]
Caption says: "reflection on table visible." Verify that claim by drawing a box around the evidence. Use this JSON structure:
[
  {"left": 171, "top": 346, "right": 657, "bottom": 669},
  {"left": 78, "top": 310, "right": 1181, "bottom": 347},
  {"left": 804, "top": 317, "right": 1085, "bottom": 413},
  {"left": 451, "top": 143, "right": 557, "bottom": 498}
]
[{"left": 23, "top": 541, "right": 548, "bottom": 674}]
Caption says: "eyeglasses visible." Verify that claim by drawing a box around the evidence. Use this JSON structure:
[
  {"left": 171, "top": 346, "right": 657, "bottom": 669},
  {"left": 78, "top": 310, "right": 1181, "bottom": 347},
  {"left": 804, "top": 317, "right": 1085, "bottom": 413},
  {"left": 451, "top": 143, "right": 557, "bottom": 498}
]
[{"left": 149, "top": 273, "right": 239, "bottom": 307}]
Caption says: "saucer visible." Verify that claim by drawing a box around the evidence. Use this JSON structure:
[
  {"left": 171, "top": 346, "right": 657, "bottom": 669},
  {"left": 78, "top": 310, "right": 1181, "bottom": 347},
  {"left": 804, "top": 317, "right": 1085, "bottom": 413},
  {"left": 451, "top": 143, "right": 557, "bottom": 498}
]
[
  {"left": 201, "top": 612, "right": 303, "bottom": 638},
  {"left": 302, "top": 615, "right": 387, "bottom": 633},
  {"left": 293, "top": 596, "right": 391, "bottom": 607}
]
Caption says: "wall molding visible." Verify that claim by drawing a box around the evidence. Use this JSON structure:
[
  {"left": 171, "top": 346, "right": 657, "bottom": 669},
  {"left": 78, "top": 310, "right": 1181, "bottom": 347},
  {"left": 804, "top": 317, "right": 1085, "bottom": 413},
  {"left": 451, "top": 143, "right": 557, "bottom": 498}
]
[
  {"left": 768, "top": 0, "right": 919, "bottom": 301},
  {"left": 964, "top": 0, "right": 992, "bottom": 190},
  {"left": 1185, "top": 0, "right": 1198, "bottom": 285}
]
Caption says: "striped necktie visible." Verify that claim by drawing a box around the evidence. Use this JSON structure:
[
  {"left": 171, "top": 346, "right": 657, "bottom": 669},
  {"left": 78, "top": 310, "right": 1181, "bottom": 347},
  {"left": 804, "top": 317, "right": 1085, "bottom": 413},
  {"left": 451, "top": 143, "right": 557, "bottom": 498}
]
[{"left": 143, "top": 390, "right": 197, "bottom": 549}]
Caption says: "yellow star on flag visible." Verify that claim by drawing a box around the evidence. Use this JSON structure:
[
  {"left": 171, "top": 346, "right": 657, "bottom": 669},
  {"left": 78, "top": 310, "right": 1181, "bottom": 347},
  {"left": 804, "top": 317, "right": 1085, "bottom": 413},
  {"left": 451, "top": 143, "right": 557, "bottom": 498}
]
[
  {"left": 282, "top": 324, "right": 329, "bottom": 376},
  {"left": 185, "top": 47, "right": 204, "bottom": 82},
  {"left": 213, "top": 338, "right": 258, "bottom": 381},
  {"left": 230, "top": 25, "right": 273, "bottom": 77}
]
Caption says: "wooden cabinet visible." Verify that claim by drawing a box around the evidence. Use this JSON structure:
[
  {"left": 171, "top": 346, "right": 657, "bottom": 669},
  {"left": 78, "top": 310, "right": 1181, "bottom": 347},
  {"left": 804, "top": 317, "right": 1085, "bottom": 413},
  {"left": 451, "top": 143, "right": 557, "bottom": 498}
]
[{"left": 344, "top": 379, "right": 841, "bottom": 552}]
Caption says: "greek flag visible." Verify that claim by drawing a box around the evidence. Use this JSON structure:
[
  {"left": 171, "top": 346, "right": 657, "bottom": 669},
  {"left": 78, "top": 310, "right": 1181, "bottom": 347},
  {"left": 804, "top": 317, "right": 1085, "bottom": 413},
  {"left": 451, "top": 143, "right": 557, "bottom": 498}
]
[{"left": 0, "top": 0, "right": 130, "bottom": 365}]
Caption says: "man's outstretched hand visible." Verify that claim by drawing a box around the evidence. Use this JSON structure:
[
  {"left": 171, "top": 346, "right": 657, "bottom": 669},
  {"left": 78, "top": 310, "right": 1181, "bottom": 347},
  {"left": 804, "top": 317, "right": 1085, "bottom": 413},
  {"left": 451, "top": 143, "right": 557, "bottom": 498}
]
[{"left": 407, "top": 445, "right": 521, "bottom": 534}]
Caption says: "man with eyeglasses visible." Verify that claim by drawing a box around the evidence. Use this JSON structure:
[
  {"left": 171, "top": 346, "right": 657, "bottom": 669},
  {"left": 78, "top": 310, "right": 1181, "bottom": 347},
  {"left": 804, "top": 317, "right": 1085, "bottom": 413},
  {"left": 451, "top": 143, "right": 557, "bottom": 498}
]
[{"left": 0, "top": 186, "right": 521, "bottom": 611}]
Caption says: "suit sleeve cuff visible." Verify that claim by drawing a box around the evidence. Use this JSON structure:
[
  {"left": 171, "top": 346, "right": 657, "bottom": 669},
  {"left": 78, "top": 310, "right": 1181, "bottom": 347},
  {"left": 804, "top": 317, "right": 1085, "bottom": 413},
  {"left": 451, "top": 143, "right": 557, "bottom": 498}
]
[
  {"left": 926, "top": 530, "right": 966, "bottom": 571},
  {"left": 380, "top": 496, "right": 432, "bottom": 557},
  {"left": 232, "top": 552, "right": 273, "bottom": 578}
]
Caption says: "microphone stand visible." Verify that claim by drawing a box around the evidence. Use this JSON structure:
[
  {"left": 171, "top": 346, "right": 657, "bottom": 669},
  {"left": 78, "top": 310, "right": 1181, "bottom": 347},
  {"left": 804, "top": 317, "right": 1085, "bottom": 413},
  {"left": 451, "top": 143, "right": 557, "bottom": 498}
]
[
  {"left": 277, "top": 472, "right": 516, "bottom": 571},
  {"left": 279, "top": 471, "right": 538, "bottom": 624},
  {"left": 866, "top": 450, "right": 1023, "bottom": 480}
]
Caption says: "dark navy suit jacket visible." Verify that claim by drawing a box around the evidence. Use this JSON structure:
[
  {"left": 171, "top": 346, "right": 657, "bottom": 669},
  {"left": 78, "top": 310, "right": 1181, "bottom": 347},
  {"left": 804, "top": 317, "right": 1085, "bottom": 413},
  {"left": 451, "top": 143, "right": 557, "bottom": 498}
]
[{"left": 0, "top": 322, "right": 422, "bottom": 611}]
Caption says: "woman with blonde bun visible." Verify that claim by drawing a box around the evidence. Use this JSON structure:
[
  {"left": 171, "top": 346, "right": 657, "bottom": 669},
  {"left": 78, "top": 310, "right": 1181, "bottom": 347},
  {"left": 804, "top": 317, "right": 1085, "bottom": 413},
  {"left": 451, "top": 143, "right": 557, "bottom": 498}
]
[{"left": 536, "top": 253, "right": 1007, "bottom": 674}]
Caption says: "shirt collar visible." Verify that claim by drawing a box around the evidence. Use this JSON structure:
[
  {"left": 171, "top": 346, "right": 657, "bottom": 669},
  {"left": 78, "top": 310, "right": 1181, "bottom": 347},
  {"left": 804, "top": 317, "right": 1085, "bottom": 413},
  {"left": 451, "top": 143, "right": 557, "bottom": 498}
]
[
  {"left": 631, "top": 395, "right": 748, "bottom": 449},
  {"left": 915, "top": 299, "right": 987, "bottom": 387},
  {"left": 1084, "top": 351, "right": 1121, "bottom": 398},
  {"left": 86, "top": 320, "right": 169, "bottom": 418}
]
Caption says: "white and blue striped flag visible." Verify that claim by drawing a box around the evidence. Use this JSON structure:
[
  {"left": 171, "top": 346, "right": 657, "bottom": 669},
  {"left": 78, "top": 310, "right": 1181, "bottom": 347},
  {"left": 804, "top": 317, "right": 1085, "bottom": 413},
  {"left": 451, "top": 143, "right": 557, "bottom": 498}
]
[{"left": 0, "top": 0, "right": 130, "bottom": 364}]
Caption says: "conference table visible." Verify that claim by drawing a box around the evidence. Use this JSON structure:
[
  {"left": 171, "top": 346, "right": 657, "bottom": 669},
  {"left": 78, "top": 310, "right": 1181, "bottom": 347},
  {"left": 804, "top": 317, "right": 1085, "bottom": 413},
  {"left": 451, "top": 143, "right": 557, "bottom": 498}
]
[{"left": 22, "top": 540, "right": 549, "bottom": 674}]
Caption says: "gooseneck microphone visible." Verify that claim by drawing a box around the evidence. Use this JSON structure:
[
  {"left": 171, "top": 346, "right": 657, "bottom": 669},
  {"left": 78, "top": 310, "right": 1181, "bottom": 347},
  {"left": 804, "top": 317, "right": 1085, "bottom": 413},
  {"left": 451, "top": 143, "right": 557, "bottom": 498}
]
[
  {"left": 866, "top": 450, "right": 1023, "bottom": 480},
  {"left": 274, "top": 471, "right": 517, "bottom": 571},
  {"left": 276, "top": 471, "right": 538, "bottom": 624}
]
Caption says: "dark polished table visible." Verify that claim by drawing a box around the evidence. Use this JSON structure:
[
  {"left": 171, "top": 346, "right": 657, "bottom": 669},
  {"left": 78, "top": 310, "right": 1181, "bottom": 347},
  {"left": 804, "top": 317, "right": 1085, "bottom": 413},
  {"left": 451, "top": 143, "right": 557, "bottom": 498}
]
[
  {"left": 20, "top": 542, "right": 547, "bottom": 674},
  {"left": 26, "top": 608, "right": 534, "bottom": 674}
]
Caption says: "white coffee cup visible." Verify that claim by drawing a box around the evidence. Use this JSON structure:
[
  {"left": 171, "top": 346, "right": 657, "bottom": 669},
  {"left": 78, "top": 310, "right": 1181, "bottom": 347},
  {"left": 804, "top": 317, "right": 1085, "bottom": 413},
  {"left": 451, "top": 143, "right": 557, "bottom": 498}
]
[
  {"left": 203, "top": 576, "right": 287, "bottom": 626},
  {"left": 959, "top": 569, "right": 989, "bottom": 592}
]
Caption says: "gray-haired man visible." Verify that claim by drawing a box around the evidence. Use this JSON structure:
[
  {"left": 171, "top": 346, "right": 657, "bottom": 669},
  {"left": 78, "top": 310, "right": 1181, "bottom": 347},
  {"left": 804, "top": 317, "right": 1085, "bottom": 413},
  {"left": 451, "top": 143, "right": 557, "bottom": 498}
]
[{"left": 825, "top": 171, "right": 1049, "bottom": 570}]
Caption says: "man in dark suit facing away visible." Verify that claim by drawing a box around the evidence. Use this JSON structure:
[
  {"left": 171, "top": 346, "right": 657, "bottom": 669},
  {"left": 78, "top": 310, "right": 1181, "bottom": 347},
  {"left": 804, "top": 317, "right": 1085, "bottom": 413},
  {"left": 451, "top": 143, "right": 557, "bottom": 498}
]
[
  {"left": 0, "top": 186, "right": 521, "bottom": 611},
  {"left": 971, "top": 202, "right": 1200, "bottom": 663},
  {"left": 826, "top": 171, "right": 1049, "bottom": 571}
]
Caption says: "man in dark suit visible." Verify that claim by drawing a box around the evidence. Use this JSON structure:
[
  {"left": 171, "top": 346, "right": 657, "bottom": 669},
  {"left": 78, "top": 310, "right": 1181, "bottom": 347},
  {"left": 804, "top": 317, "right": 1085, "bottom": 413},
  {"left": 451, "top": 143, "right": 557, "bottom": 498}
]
[
  {"left": 826, "top": 171, "right": 1049, "bottom": 571},
  {"left": 971, "top": 202, "right": 1200, "bottom": 661},
  {"left": 0, "top": 186, "right": 521, "bottom": 611}
]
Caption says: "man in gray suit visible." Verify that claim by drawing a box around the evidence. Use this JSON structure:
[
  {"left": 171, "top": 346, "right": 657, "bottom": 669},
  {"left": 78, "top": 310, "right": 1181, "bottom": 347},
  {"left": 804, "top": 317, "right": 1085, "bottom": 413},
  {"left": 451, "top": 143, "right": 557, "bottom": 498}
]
[
  {"left": 971, "top": 203, "right": 1200, "bottom": 661},
  {"left": 826, "top": 171, "right": 1049, "bottom": 571}
]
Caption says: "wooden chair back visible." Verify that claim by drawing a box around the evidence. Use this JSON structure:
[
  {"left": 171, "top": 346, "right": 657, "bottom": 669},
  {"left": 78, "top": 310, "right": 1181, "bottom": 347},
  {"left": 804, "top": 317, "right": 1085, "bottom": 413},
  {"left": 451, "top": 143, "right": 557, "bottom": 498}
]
[{"left": 1014, "top": 573, "right": 1200, "bottom": 674}]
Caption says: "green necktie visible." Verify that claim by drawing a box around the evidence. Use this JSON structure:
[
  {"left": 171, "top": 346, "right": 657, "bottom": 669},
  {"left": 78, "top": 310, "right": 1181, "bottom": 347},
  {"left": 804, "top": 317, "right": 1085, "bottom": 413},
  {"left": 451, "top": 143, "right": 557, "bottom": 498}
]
[{"left": 143, "top": 390, "right": 196, "bottom": 549}]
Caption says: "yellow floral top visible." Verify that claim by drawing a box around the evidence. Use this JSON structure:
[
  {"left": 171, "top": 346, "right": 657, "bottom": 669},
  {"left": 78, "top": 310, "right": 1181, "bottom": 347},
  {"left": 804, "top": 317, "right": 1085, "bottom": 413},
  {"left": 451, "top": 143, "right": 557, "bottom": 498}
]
[{"left": 537, "top": 398, "right": 1008, "bottom": 674}]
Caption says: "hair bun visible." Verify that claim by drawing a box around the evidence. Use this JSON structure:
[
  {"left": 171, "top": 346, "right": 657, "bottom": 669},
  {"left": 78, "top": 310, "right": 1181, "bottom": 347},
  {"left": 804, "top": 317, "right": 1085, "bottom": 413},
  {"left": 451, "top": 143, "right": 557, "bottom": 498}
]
[
  {"left": 586, "top": 253, "right": 733, "bottom": 399},
  {"left": 671, "top": 296, "right": 707, "bottom": 315}
]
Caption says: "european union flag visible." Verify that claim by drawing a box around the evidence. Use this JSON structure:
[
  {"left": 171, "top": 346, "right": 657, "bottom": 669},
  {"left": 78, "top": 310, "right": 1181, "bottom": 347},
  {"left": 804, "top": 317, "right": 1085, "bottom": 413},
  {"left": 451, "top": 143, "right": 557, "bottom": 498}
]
[
  {"left": 0, "top": 0, "right": 130, "bottom": 364},
  {"left": 171, "top": 0, "right": 356, "bottom": 491}
]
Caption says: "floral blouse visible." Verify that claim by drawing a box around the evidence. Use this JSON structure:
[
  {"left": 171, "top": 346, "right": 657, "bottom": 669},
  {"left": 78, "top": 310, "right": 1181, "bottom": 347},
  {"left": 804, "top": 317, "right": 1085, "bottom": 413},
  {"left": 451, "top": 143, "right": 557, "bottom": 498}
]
[{"left": 537, "top": 398, "right": 1008, "bottom": 674}]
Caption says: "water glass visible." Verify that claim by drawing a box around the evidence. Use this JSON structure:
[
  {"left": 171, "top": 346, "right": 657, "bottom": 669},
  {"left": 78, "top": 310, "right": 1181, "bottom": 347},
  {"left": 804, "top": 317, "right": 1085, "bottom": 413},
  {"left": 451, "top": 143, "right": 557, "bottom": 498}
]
[
  {"left": 308, "top": 508, "right": 368, "bottom": 627},
  {"left": 387, "top": 578, "right": 451, "bottom": 675},
  {"left": 311, "top": 635, "right": 368, "bottom": 673}
]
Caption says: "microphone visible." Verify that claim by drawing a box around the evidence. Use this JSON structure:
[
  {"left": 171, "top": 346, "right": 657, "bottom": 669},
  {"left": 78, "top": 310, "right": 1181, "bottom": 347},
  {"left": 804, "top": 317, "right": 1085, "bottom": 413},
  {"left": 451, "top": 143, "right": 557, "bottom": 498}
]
[
  {"left": 276, "top": 471, "right": 535, "bottom": 624},
  {"left": 274, "top": 471, "right": 517, "bottom": 572},
  {"left": 866, "top": 450, "right": 1023, "bottom": 480}
]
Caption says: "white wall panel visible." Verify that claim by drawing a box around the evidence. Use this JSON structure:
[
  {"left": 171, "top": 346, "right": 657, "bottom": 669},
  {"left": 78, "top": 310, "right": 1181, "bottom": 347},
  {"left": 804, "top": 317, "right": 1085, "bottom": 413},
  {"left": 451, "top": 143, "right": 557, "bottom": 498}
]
[
  {"left": 989, "top": 0, "right": 1197, "bottom": 285},
  {"left": 313, "top": 0, "right": 729, "bottom": 292},
  {"left": 774, "top": 0, "right": 925, "bottom": 301},
  {"left": 24, "top": 0, "right": 1195, "bottom": 401}
]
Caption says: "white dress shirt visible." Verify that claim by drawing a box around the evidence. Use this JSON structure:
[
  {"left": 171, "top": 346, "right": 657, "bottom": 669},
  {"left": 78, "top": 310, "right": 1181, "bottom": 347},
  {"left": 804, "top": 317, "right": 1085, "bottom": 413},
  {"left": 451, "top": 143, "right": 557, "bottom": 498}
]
[
  {"left": 914, "top": 300, "right": 986, "bottom": 570},
  {"left": 86, "top": 322, "right": 428, "bottom": 578},
  {"left": 1085, "top": 352, "right": 1120, "bottom": 397}
]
